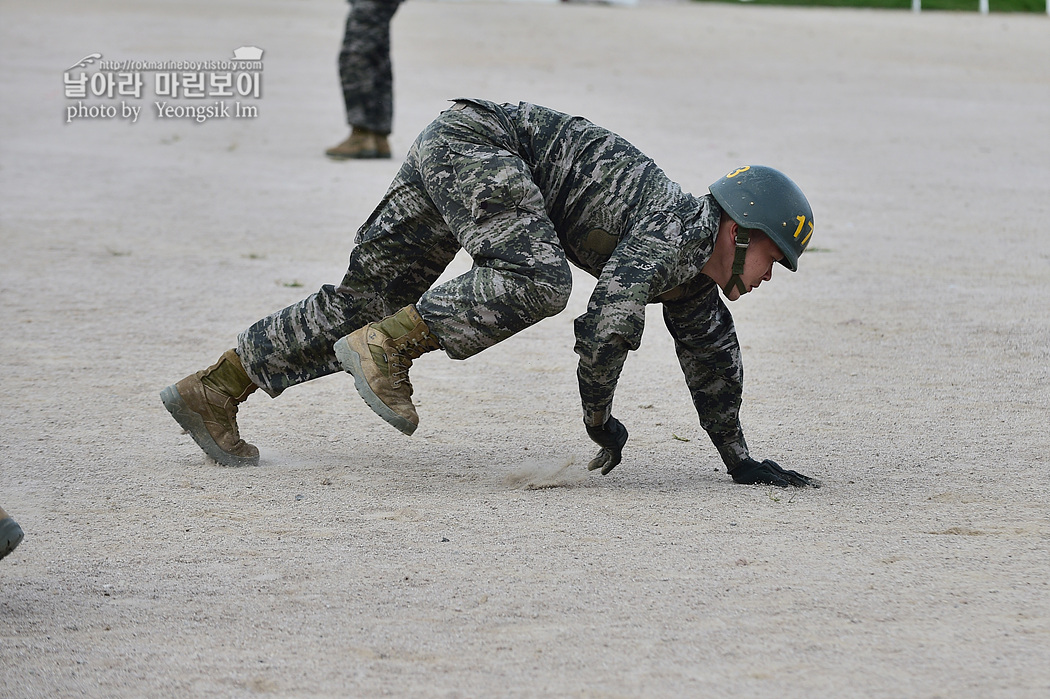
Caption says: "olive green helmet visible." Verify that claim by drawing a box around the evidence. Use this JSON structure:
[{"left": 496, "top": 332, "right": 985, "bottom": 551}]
[{"left": 709, "top": 165, "right": 814, "bottom": 272}]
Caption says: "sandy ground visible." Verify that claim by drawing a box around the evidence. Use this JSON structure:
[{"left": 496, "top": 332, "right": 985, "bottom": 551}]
[{"left": 2, "top": 0, "right": 1049, "bottom": 696}]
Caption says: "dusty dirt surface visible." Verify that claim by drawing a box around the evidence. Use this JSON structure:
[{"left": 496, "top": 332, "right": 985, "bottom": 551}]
[{"left": 2, "top": 0, "right": 1048, "bottom": 696}]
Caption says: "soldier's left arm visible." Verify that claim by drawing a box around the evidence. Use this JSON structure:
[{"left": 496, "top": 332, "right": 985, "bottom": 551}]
[
  {"left": 574, "top": 212, "right": 682, "bottom": 434},
  {"left": 662, "top": 280, "right": 820, "bottom": 488}
]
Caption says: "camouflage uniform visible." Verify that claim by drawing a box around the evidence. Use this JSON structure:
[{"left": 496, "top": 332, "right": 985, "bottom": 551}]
[
  {"left": 238, "top": 99, "right": 750, "bottom": 465},
  {"left": 338, "top": 0, "right": 404, "bottom": 135}
]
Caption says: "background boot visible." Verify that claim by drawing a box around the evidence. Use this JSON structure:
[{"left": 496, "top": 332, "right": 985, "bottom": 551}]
[
  {"left": 372, "top": 133, "right": 391, "bottom": 159},
  {"left": 0, "top": 506, "right": 23, "bottom": 561},
  {"left": 325, "top": 126, "right": 391, "bottom": 160},
  {"left": 161, "top": 349, "right": 260, "bottom": 466},
  {"left": 333, "top": 305, "right": 439, "bottom": 435}
]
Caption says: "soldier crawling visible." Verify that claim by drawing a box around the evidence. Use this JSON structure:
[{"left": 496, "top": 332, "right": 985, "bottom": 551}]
[{"left": 162, "top": 98, "right": 820, "bottom": 488}]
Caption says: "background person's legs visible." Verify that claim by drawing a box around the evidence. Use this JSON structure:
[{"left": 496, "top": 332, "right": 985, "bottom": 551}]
[{"left": 327, "top": 0, "right": 403, "bottom": 159}]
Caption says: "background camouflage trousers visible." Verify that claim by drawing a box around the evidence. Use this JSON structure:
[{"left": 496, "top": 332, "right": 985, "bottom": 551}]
[
  {"left": 238, "top": 102, "right": 572, "bottom": 396},
  {"left": 339, "top": 0, "right": 404, "bottom": 134}
]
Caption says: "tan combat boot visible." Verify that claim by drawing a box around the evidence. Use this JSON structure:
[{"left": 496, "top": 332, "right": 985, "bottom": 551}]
[
  {"left": 325, "top": 126, "right": 392, "bottom": 160},
  {"left": 160, "top": 349, "right": 260, "bottom": 466},
  {"left": 1, "top": 506, "right": 24, "bottom": 561},
  {"left": 372, "top": 133, "right": 391, "bottom": 159},
  {"left": 333, "top": 305, "right": 440, "bottom": 435}
]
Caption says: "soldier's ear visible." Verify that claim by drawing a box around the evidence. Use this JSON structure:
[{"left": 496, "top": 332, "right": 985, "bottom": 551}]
[{"left": 716, "top": 215, "right": 738, "bottom": 248}]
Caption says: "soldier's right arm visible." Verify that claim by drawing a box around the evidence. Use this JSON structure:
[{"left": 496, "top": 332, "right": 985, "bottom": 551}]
[
  {"left": 572, "top": 213, "right": 684, "bottom": 428},
  {"left": 661, "top": 278, "right": 750, "bottom": 468}
]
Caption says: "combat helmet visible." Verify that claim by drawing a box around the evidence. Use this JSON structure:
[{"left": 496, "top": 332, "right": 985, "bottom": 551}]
[{"left": 709, "top": 165, "right": 814, "bottom": 295}]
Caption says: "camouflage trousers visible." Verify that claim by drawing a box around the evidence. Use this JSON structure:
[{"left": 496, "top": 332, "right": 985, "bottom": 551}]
[
  {"left": 338, "top": 0, "right": 403, "bottom": 134},
  {"left": 238, "top": 101, "right": 572, "bottom": 396}
]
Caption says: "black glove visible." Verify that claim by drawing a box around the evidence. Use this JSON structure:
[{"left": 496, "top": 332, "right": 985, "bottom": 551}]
[
  {"left": 728, "top": 458, "right": 820, "bottom": 488},
  {"left": 585, "top": 417, "right": 628, "bottom": 475}
]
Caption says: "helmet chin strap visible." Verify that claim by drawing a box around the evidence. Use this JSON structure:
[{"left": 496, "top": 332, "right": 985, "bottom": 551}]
[{"left": 722, "top": 227, "right": 751, "bottom": 296}]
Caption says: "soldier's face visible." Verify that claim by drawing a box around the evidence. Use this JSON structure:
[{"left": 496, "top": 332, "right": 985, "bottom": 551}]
[
  {"left": 703, "top": 221, "right": 785, "bottom": 301},
  {"left": 735, "top": 232, "right": 783, "bottom": 299}
]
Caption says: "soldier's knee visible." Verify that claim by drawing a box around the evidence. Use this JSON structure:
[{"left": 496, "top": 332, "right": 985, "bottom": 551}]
[{"left": 532, "top": 259, "right": 572, "bottom": 317}]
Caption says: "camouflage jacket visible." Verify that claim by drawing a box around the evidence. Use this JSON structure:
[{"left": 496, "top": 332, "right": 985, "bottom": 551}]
[{"left": 468, "top": 99, "right": 749, "bottom": 466}]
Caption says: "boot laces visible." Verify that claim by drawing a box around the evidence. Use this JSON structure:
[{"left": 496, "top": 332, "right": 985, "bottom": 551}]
[
  {"left": 219, "top": 394, "right": 246, "bottom": 444},
  {"left": 387, "top": 333, "right": 431, "bottom": 389},
  {"left": 388, "top": 352, "right": 410, "bottom": 388},
  {"left": 201, "top": 384, "right": 249, "bottom": 449}
]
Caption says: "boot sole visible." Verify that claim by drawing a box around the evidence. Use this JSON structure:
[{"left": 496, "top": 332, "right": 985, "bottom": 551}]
[
  {"left": 160, "top": 385, "right": 260, "bottom": 467},
  {"left": 333, "top": 336, "right": 416, "bottom": 436},
  {"left": 0, "top": 517, "right": 24, "bottom": 560}
]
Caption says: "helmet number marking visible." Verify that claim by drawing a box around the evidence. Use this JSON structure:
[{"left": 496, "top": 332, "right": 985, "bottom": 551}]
[
  {"left": 794, "top": 215, "right": 814, "bottom": 246},
  {"left": 726, "top": 166, "right": 751, "bottom": 178}
]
